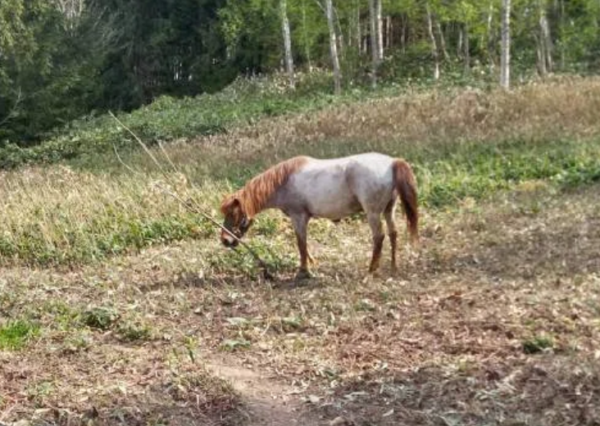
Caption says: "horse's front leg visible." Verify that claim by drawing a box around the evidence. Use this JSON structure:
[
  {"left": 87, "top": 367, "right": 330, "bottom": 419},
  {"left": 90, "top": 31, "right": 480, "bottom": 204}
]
[
  {"left": 291, "top": 213, "right": 312, "bottom": 279},
  {"left": 367, "top": 212, "right": 385, "bottom": 273}
]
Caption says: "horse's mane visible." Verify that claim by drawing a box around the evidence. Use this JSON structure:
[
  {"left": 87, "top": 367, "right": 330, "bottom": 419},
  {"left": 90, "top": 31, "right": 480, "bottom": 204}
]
[{"left": 221, "top": 156, "right": 308, "bottom": 217}]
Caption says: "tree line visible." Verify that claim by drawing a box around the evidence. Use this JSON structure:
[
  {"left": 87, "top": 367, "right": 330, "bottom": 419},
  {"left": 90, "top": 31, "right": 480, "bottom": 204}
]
[{"left": 1, "top": 0, "right": 599, "bottom": 145}]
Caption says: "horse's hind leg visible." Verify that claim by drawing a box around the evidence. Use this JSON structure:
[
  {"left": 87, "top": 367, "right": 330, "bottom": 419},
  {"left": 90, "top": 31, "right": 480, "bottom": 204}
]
[
  {"left": 367, "top": 212, "right": 385, "bottom": 273},
  {"left": 384, "top": 199, "right": 398, "bottom": 272}
]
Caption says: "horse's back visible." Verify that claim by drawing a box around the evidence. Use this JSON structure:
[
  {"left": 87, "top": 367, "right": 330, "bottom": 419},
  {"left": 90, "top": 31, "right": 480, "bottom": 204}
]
[{"left": 280, "top": 152, "right": 396, "bottom": 219}]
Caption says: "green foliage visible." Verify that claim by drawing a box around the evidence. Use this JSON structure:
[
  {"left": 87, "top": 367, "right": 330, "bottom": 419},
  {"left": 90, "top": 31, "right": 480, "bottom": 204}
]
[
  {"left": 0, "top": 0, "right": 105, "bottom": 142},
  {"left": 3, "top": 0, "right": 600, "bottom": 147},
  {"left": 117, "top": 322, "right": 153, "bottom": 342},
  {"left": 81, "top": 307, "right": 119, "bottom": 331},
  {"left": 0, "top": 319, "right": 40, "bottom": 350},
  {"left": 0, "top": 72, "right": 361, "bottom": 169},
  {"left": 416, "top": 138, "right": 600, "bottom": 208},
  {"left": 522, "top": 334, "right": 554, "bottom": 354},
  {"left": 208, "top": 239, "right": 297, "bottom": 277}
]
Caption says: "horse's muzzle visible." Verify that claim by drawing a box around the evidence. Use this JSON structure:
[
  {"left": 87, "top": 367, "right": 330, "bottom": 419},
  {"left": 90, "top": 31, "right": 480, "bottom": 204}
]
[{"left": 221, "top": 232, "right": 239, "bottom": 248}]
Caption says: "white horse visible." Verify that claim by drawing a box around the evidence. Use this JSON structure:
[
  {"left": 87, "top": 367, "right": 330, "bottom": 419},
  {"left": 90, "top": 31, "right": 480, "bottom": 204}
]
[{"left": 220, "top": 152, "right": 418, "bottom": 278}]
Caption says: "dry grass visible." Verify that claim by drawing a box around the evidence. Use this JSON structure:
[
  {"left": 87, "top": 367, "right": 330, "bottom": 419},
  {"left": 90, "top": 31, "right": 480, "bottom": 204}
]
[
  {"left": 135, "top": 75, "right": 600, "bottom": 175},
  {"left": 0, "top": 167, "right": 229, "bottom": 265}
]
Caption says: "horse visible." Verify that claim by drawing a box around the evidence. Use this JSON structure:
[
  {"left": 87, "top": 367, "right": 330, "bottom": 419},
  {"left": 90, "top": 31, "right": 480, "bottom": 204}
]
[{"left": 220, "top": 152, "right": 418, "bottom": 278}]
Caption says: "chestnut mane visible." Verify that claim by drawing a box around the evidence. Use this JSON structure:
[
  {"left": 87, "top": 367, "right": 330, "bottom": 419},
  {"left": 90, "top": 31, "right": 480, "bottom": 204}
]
[{"left": 221, "top": 156, "right": 308, "bottom": 217}]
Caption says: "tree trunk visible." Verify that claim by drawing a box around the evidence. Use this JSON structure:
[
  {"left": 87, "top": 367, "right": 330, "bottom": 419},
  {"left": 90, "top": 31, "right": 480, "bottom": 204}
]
[
  {"left": 375, "top": 0, "right": 383, "bottom": 61},
  {"left": 280, "top": 0, "right": 295, "bottom": 88},
  {"left": 334, "top": 6, "right": 345, "bottom": 59},
  {"left": 425, "top": 2, "right": 440, "bottom": 80},
  {"left": 487, "top": 1, "right": 495, "bottom": 74},
  {"left": 400, "top": 14, "right": 407, "bottom": 52},
  {"left": 559, "top": 0, "right": 565, "bottom": 69},
  {"left": 436, "top": 20, "right": 449, "bottom": 61},
  {"left": 325, "top": 0, "right": 342, "bottom": 94},
  {"left": 385, "top": 16, "right": 392, "bottom": 49},
  {"left": 500, "top": 0, "right": 511, "bottom": 89},
  {"left": 457, "top": 25, "right": 463, "bottom": 58},
  {"left": 539, "top": 1, "right": 553, "bottom": 74},
  {"left": 368, "top": 0, "right": 379, "bottom": 87},
  {"left": 355, "top": 0, "right": 361, "bottom": 55},
  {"left": 362, "top": 21, "right": 369, "bottom": 55},
  {"left": 464, "top": 22, "right": 470, "bottom": 75},
  {"left": 301, "top": 0, "right": 313, "bottom": 72},
  {"left": 536, "top": 34, "right": 547, "bottom": 77}
]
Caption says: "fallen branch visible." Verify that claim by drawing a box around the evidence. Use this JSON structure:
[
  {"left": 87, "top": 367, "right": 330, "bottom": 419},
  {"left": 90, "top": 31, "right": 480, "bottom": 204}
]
[{"left": 108, "top": 111, "right": 275, "bottom": 280}]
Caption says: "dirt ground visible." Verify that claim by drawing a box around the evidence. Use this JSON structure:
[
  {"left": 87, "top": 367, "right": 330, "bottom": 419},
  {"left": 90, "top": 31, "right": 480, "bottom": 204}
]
[{"left": 1, "top": 183, "right": 600, "bottom": 425}]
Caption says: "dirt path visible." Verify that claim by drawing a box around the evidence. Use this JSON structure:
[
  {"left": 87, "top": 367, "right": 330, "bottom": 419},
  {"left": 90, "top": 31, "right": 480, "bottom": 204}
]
[{"left": 205, "top": 355, "right": 325, "bottom": 426}]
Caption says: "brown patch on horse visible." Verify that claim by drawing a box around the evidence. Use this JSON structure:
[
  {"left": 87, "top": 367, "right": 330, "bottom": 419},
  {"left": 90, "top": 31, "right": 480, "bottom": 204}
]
[
  {"left": 369, "top": 234, "right": 385, "bottom": 272},
  {"left": 392, "top": 159, "right": 419, "bottom": 243},
  {"left": 221, "top": 156, "right": 309, "bottom": 218}
]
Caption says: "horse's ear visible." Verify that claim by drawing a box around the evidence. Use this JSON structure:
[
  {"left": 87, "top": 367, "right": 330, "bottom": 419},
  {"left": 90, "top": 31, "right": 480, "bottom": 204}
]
[{"left": 220, "top": 196, "right": 241, "bottom": 215}]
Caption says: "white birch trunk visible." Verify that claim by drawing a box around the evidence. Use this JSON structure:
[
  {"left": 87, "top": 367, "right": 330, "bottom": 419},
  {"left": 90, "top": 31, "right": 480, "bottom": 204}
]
[
  {"left": 426, "top": 2, "right": 440, "bottom": 80},
  {"left": 355, "top": 0, "right": 362, "bottom": 55},
  {"left": 559, "top": 0, "right": 565, "bottom": 69},
  {"left": 368, "top": 0, "right": 379, "bottom": 87},
  {"left": 464, "top": 22, "right": 470, "bottom": 75},
  {"left": 436, "top": 20, "right": 449, "bottom": 61},
  {"left": 301, "top": 0, "right": 313, "bottom": 72},
  {"left": 280, "top": 0, "right": 295, "bottom": 88},
  {"left": 457, "top": 26, "right": 463, "bottom": 58},
  {"left": 539, "top": 2, "right": 553, "bottom": 73},
  {"left": 487, "top": 1, "right": 495, "bottom": 74},
  {"left": 325, "top": 0, "right": 342, "bottom": 94},
  {"left": 500, "top": 0, "right": 511, "bottom": 89},
  {"left": 375, "top": 0, "right": 383, "bottom": 61}
]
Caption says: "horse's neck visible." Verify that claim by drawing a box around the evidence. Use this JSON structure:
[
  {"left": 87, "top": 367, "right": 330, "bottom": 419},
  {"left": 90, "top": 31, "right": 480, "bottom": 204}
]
[{"left": 239, "top": 188, "right": 271, "bottom": 218}]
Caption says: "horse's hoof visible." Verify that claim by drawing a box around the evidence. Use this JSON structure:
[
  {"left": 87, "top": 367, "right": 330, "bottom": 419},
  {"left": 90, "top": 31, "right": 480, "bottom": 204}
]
[
  {"left": 295, "top": 269, "right": 313, "bottom": 281},
  {"left": 363, "top": 269, "right": 381, "bottom": 281}
]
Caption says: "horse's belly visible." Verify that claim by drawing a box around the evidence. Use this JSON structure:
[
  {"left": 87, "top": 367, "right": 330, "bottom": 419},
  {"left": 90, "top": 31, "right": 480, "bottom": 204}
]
[{"left": 307, "top": 193, "right": 362, "bottom": 219}]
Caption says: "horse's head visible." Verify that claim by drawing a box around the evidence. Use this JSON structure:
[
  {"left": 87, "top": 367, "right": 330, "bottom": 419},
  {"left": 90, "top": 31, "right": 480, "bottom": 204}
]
[{"left": 219, "top": 196, "right": 253, "bottom": 248}]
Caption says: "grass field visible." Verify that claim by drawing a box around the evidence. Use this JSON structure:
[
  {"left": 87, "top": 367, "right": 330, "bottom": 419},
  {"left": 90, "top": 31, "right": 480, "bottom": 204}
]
[{"left": 1, "top": 76, "right": 600, "bottom": 425}]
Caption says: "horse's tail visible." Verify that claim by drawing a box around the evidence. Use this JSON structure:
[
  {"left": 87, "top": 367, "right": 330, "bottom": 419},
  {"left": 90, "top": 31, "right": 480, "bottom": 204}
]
[{"left": 392, "top": 159, "right": 419, "bottom": 243}]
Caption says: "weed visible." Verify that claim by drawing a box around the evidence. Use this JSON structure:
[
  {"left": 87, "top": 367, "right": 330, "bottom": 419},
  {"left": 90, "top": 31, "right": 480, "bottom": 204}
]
[
  {"left": 117, "top": 322, "right": 153, "bottom": 342},
  {"left": 523, "top": 334, "right": 555, "bottom": 354},
  {"left": 0, "top": 320, "right": 40, "bottom": 350},
  {"left": 81, "top": 307, "right": 120, "bottom": 331},
  {"left": 253, "top": 215, "right": 280, "bottom": 237},
  {"left": 220, "top": 339, "right": 251, "bottom": 351},
  {"left": 62, "top": 331, "right": 94, "bottom": 354}
]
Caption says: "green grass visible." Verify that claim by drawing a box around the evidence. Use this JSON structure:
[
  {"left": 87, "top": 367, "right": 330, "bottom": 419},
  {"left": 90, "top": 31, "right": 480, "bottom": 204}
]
[
  {"left": 0, "top": 72, "right": 408, "bottom": 170},
  {"left": 0, "top": 320, "right": 40, "bottom": 350},
  {"left": 416, "top": 137, "right": 600, "bottom": 208}
]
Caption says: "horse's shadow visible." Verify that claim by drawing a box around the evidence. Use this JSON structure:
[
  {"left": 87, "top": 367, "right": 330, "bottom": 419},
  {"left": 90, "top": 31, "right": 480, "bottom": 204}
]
[{"left": 269, "top": 273, "right": 324, "bottom": 291}]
